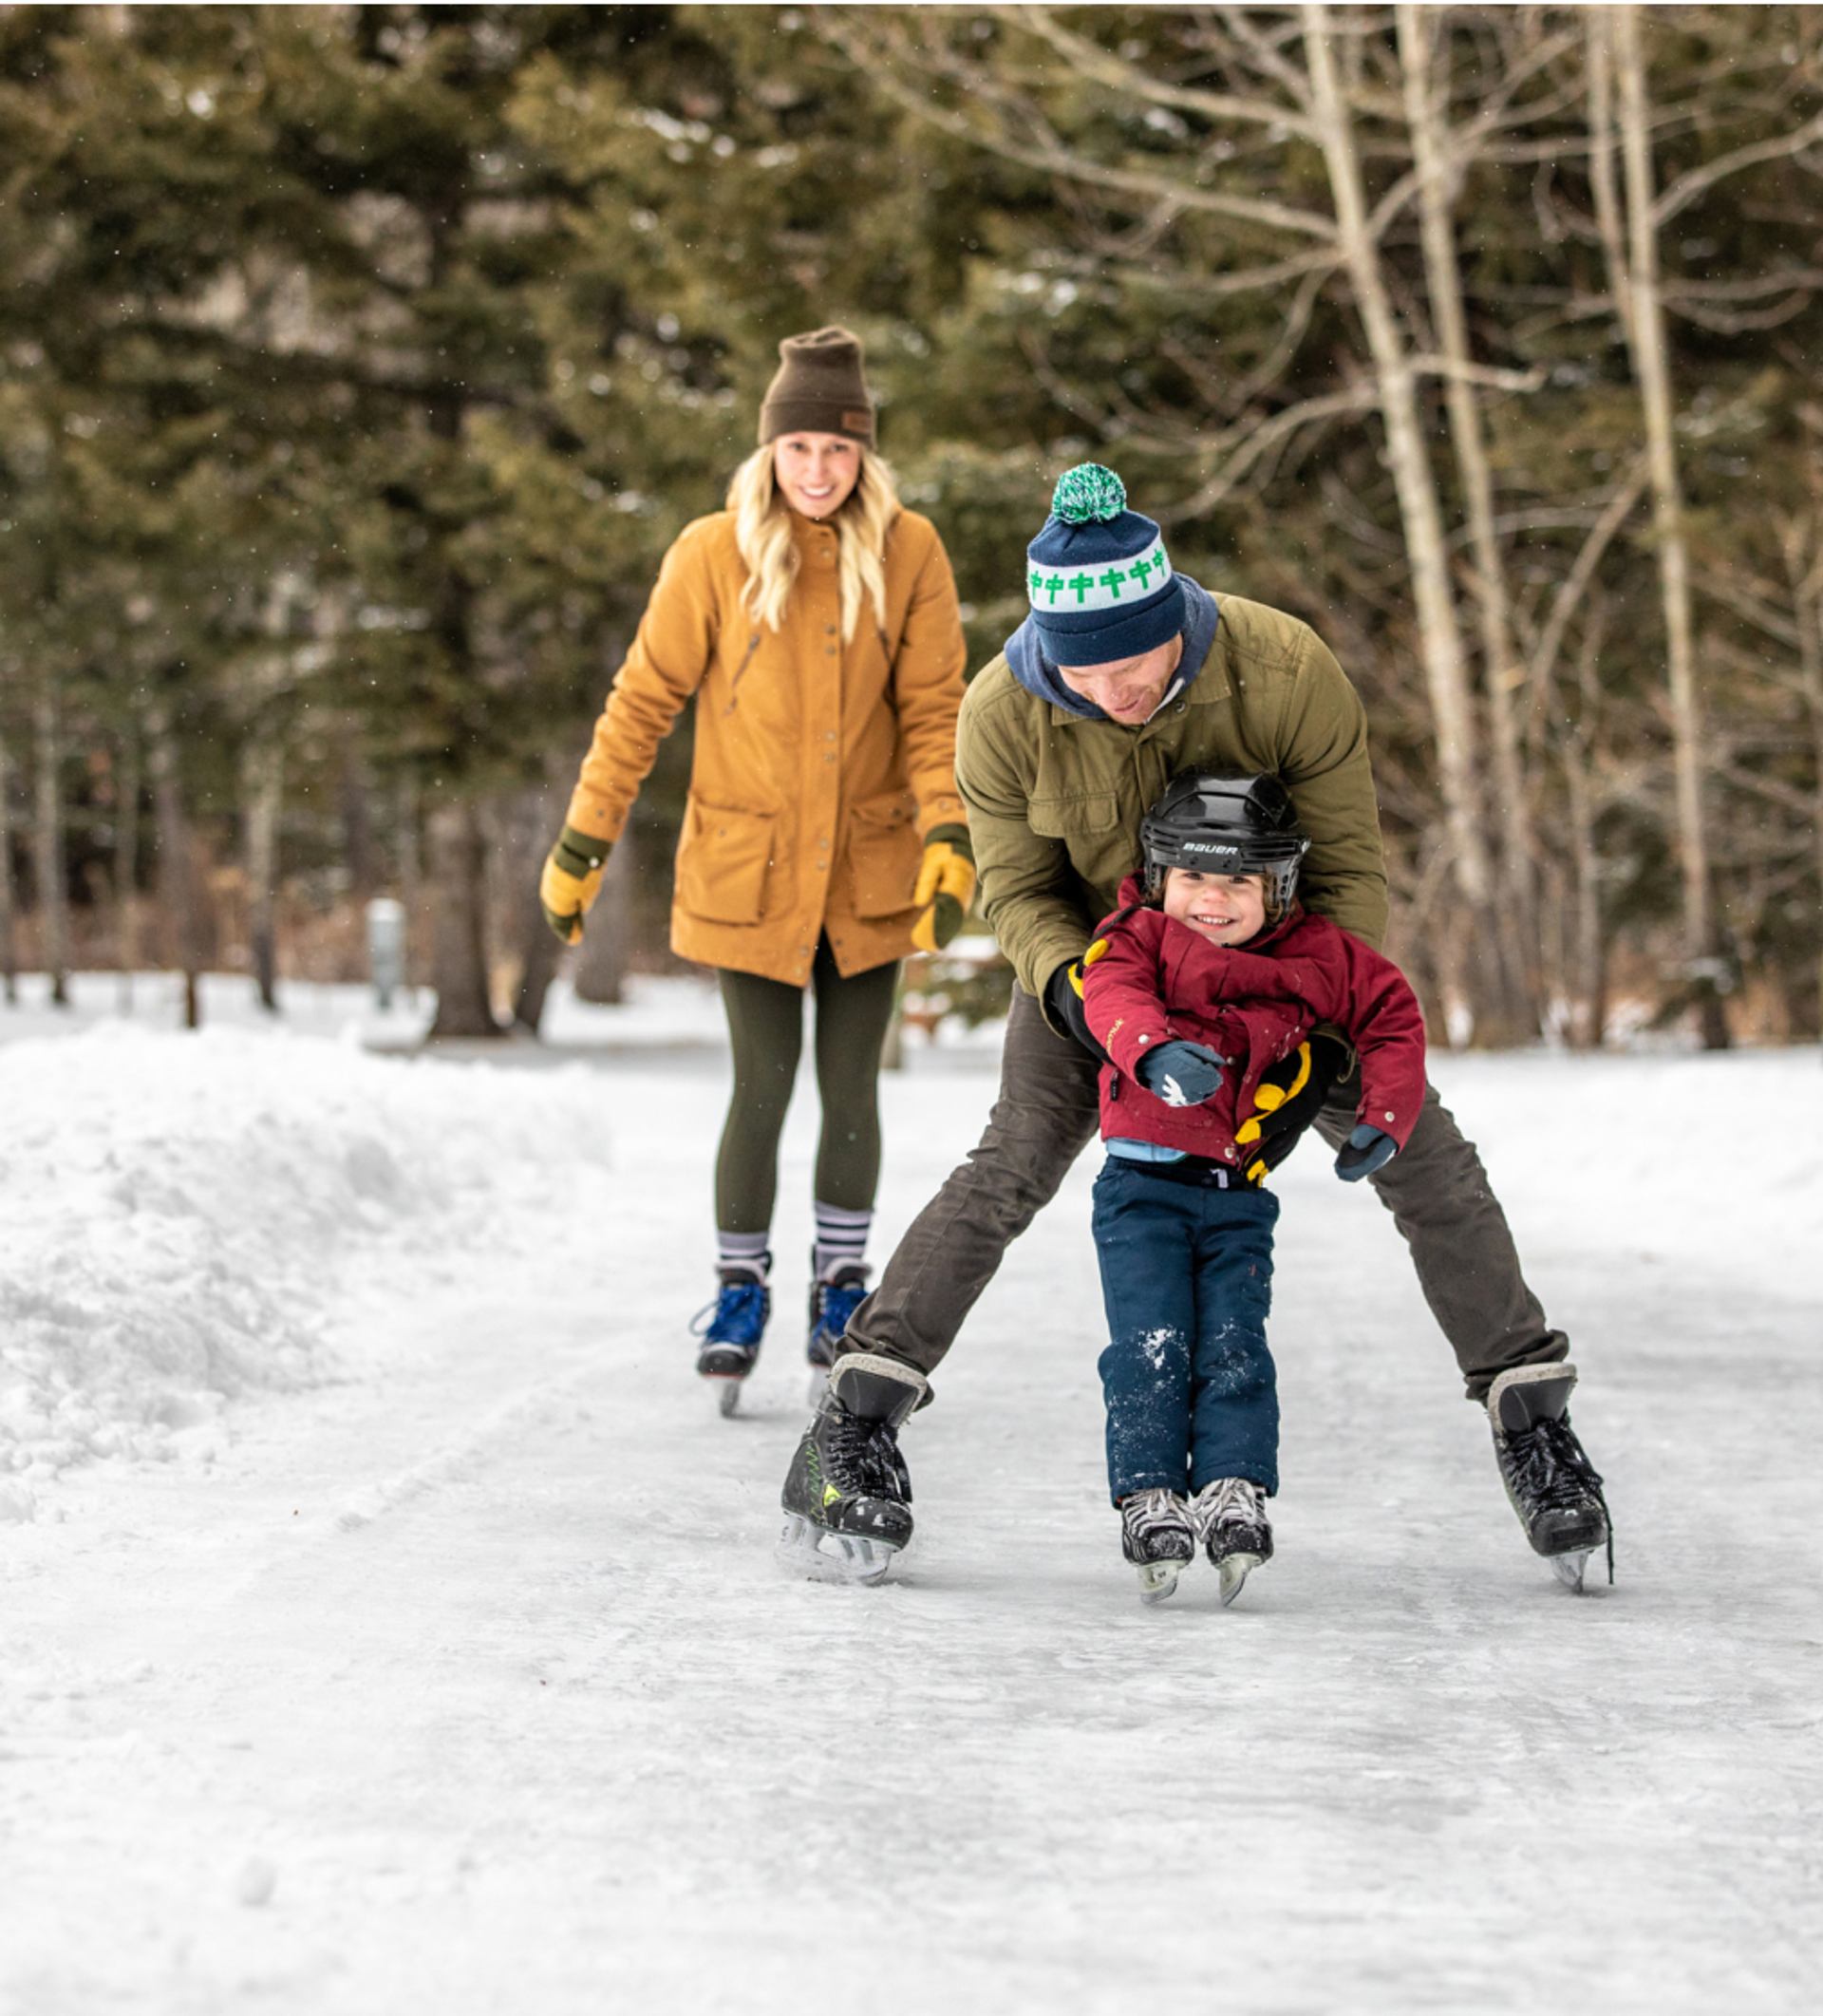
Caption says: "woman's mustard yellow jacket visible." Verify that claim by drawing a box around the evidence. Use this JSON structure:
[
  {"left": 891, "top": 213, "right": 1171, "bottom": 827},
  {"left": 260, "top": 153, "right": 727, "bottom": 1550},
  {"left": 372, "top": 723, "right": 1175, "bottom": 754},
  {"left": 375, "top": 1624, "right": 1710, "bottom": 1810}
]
[{"left": 563, "top": 505, "right": 967, "bottom": 988}]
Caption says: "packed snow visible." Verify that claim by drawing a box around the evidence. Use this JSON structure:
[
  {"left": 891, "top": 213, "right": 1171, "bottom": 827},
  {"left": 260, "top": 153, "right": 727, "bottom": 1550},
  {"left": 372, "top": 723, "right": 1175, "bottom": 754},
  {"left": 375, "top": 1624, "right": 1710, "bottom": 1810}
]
[{"left": 2, "top": 979, "right": 1820, "bottom": 2012}]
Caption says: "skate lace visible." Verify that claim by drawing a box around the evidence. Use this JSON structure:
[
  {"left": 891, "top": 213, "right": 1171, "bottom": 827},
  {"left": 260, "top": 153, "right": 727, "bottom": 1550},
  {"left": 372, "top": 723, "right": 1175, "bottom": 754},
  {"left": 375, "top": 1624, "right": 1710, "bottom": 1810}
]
[
  {"left": 688, "top": 1281, "right": 768, "bottom": 1347},
  {"left": 1190, "top": 1477, "right": 1265, "bottom": 1541},
  {"left": 813, "top": 1278, "right": 868, "bottom": 1343},
  {"left": 1509, "top": 1416, "right": 1615, "bottom": 1585},
  {"left": 826, "top": 1408, "right": 909, "bottom": 1503},
  {"left": 1122, "top": 1487, "right": 1190, "bottom": 1543}
]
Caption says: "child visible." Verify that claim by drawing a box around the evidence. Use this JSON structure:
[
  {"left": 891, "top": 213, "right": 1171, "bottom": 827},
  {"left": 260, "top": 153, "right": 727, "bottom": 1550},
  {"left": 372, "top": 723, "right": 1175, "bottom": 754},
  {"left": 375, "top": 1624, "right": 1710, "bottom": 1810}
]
[{"left": 1080, "top": 771, "right": 1427, "bottom": 1604}]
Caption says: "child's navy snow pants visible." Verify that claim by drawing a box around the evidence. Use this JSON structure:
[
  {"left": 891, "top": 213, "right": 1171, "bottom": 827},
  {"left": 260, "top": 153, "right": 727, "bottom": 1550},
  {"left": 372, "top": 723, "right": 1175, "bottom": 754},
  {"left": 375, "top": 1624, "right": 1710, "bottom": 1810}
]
[{"left": 1090, "top": 1159, "right": 1281, "bottom": 1503}]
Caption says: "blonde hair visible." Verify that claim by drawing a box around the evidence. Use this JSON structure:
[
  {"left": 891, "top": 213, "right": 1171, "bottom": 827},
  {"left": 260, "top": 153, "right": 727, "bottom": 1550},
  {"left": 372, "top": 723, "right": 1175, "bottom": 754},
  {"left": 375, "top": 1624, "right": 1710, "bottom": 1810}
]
[{"left": 726, "top": 443, "right": 899, "bottom": 644}]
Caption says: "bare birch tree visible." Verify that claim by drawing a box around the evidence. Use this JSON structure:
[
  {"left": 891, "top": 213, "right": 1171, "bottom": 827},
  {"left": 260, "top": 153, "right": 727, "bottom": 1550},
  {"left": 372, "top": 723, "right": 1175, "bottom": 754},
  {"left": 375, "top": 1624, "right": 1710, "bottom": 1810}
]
[
  {"left": 1606, "top": 5, "right": 1726, "bottom": 1047},
  {"left": 1397, "top": 3, "right": 1541, "bottom": 1031},
  {"left": 1303, "top": 7, "right": 1521, "bottom": 1038}
]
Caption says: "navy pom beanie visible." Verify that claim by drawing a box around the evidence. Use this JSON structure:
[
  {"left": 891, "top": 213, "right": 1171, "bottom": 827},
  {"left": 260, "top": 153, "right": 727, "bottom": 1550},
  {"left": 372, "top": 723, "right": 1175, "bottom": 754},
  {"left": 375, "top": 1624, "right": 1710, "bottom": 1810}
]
[{"left": 1024, "top": 464, "right": 1184, "bottom": 666}]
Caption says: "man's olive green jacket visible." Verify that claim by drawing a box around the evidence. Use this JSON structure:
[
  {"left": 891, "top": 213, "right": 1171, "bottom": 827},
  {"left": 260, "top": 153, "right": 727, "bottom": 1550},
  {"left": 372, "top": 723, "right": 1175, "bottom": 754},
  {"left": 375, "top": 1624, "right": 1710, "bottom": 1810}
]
[{"left": 955, "top": 586, "right": 1388, "bottom": 1026}]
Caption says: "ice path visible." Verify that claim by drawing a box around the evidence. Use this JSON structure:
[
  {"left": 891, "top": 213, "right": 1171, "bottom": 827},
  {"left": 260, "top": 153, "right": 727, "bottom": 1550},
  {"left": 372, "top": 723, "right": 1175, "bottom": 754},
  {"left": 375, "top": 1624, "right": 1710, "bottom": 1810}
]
[{"left": 3, "top": 1029, "right": 1820, "bottom": 2013}]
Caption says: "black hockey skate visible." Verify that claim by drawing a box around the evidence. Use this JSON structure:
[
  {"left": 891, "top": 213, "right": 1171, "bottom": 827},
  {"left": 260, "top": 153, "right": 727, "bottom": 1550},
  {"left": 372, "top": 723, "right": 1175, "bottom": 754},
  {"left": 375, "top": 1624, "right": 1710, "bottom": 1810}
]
[
  {"left": 1190, "top": 1477, "right": 1273, "bottom": 1606},
  {"left": 778, "top": 1352, "right": 924, "bottom": 1585},
  {"left": 689, "top": 1260, "right": 770, "bottom": 1417},
  {"left": 1118, "top": 1490, "right": 1196, "bottom": 1604},
  {"left": 1488, "top": 1363, "right": 1612, "bottom": 1592}
]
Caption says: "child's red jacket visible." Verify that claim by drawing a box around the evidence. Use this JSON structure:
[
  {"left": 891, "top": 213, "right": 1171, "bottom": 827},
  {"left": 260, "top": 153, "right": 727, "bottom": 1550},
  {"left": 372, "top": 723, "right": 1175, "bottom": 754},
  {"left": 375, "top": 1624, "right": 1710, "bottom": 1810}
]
[{"left": 1080, "top": 876, "right": 1428, "bottom": 1168}]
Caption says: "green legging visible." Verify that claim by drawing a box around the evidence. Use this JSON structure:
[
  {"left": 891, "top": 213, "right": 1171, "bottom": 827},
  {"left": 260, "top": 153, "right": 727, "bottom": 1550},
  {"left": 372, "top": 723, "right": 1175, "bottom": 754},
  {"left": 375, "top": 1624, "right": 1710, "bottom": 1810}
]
[{"left": 714, "top": 937, "right": 900, "bottom": 1234}]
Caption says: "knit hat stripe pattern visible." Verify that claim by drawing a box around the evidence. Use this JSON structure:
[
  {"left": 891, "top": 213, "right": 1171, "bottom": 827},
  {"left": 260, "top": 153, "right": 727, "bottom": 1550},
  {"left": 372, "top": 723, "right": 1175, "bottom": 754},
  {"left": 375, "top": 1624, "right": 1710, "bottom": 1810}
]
[
  {"left": 1024, "top": 463, "right": 1185, "bottom": 666},
  {"left": 1027, "top": 533, "right": 1171, "bottom": 613},
  {"left": 759, "top": 326, "right": 875, "bottom": 447}
]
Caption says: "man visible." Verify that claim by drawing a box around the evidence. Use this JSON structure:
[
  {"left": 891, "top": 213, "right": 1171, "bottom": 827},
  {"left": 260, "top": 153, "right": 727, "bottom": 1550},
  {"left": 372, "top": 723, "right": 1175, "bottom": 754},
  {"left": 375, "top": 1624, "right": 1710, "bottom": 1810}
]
[{"left": 777, "top": 464, "right": 1610, "bottom": 1592}]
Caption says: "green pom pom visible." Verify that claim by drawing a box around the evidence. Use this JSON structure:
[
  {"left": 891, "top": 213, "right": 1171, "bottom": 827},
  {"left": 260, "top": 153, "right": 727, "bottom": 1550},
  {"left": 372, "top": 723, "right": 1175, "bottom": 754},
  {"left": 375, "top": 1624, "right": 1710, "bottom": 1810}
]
[{"left": 1050, "top": 463, "right": 1127, "bottom": 524}]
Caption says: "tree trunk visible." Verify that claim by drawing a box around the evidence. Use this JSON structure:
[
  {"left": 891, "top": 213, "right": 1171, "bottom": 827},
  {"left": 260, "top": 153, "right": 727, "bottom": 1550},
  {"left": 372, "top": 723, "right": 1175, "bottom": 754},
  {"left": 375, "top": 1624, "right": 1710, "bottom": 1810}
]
[
  {"left": 508, "top": 782, "right": 570, "bottom": 1034},
  {"left": 513, "top": 905, "right": 563, "bottom": 1033},
  {"left": 243, "top": 737, "right": 285, "bottom": 1013},
  {"left": 396, "top": 770, "right": 423, "bottom": 995},
  {"left": 572, "top": 821, "right": 636, "bottom": 1008},
  {"left": 1303, "top": 9, "right": 1505, "bottom": 1044},
  {"left": 1611, "top": 5, "right": 1729, "bottom": 1049},
  {"left": 339, "top": 726, "right": 380, "bottom": 900},
  {"left": 1787, "top": 526, "right": 1823, "bottom": 1044},
  {"left": 32, "top": 680, "right": 70, "bottom": 1007},
  {"left": 115, "top": 718, "right": 141, "bottom": 1010},
  {"left": 0, "top": 728, "right": 16, "bottom": 1006},
  {"left": 1397, "top": 4, "right": 1538, "bottom": 1040},
  {"left": 1560, "top": 739, "right": 1606, "bottom": 1050},
  {"left": 425, "top": 801, "right": 501, "bottom": 1040},
  {"left": 145, "top": 702, "right": 208, "bottom": 1030}
]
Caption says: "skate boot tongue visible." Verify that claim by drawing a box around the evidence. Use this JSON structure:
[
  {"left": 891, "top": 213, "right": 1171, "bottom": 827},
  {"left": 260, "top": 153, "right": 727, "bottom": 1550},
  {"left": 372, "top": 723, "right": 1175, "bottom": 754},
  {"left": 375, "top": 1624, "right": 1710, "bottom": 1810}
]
[
  {"left": 1490, "top": 1363, "right": 1576, "bottom": 1436},
  {"left": 828, "top": 1350, "right": 926, "bottom": 1427}
]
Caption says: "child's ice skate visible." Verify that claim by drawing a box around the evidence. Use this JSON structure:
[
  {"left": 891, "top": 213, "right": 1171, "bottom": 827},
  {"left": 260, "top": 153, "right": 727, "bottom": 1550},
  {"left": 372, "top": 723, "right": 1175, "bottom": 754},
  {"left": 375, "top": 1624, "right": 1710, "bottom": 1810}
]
[
  {"left": 1118, "top": 1489, "right": 1196, "bottom": 1603},
  {"left": 688, "top": 1261, "right": 770, "bottom": 1416},
  {"left": 1190, "top": 1477, "right": 1273, "bottom": 1606}
]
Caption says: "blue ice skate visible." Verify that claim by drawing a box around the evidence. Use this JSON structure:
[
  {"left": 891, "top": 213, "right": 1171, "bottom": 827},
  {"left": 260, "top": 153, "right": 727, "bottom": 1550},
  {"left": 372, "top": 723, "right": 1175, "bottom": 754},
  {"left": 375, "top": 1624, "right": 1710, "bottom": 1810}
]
[{"left": 690, "top": 1260, "right": 771, "bottom": 1417}]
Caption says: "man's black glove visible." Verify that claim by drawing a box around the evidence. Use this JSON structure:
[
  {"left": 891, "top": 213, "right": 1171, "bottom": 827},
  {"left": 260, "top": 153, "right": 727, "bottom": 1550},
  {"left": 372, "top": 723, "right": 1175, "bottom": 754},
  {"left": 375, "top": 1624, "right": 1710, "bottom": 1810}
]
[
  {"left": 1044, "top": 951, "right": 1112, "bottom": 1065},
  {"left": 1232, "top": 1029, "right": 1354, "bottom": 1182}
]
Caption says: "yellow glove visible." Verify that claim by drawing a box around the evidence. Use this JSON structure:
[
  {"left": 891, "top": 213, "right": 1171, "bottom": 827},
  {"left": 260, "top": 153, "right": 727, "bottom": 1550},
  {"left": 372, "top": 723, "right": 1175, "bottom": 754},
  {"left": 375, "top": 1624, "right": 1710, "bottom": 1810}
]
[
  {"left": 910, "top": 824, "right": 976, "bottom": 953},
  {"left": 1232, "top": 1032, "right": 1354, "bottom": 1183},
  {"left": 539, "top": 824, "right": 611, "bottom": 946}
]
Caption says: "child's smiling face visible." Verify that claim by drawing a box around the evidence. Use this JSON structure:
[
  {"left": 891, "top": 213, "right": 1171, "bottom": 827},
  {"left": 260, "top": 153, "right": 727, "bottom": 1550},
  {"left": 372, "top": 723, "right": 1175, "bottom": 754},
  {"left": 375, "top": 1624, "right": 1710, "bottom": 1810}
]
[{"left": 1162, "top": 867, "right": 1267, "bottom": 948}]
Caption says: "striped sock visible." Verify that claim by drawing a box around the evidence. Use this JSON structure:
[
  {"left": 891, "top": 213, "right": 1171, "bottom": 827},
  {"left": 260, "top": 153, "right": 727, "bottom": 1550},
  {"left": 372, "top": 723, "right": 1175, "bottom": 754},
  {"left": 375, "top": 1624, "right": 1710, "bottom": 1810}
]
[
  {"left": 813, "top": 1202, "right": 873, "bottom": 1282},
  {"left": 716, "top": 1231, "right": 771, "bottom": 1282}
]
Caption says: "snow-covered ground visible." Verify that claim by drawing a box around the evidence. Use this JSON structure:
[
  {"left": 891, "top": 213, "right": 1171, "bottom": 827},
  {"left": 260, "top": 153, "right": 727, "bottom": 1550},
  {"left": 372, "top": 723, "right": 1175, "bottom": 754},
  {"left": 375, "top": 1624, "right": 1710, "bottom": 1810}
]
[{"left": 3, "top": 980, "right": 1820, "bottom": 2013}]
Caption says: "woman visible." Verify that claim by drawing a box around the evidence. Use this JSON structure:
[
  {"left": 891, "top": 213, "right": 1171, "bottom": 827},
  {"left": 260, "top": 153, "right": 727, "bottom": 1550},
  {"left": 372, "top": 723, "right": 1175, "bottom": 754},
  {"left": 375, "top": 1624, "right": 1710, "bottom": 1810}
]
[{"left": 540, "top": 327, "right": 972, "bottom": 1412}]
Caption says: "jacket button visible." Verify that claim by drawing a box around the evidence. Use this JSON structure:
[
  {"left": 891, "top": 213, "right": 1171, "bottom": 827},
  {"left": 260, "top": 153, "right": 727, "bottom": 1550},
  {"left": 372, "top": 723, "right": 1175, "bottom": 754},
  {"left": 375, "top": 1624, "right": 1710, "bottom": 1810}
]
[{"left": 825, "top": 624, "right": 837, "bottom": 636}]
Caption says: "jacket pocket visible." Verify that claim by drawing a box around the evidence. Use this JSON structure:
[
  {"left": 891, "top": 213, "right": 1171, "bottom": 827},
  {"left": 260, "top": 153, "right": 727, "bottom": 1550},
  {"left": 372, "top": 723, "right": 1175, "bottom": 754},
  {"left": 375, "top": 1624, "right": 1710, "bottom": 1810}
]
[
  {"left": 846, "top": 793, "right": 920, "bottom": 919},
  {"left": 676, "top": 798, "right": 776, "bottom": 925},
  {"left": 1027, "top": 791, "right": 1120, "bottom": 840}
]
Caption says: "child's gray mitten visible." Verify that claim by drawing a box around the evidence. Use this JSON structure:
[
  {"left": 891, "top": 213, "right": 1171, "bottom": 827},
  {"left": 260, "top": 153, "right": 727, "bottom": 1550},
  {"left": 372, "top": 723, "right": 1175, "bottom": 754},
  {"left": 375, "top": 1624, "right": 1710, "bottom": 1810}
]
[{"left": 1137, "top": 1040, "right": 1226, "bottom": 1108}]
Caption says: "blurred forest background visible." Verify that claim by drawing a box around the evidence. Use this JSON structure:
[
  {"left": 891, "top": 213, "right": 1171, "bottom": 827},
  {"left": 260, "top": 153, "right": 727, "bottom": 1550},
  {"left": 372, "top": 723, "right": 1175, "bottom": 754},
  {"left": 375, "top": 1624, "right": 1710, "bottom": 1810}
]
[{"left": 3, "top": 3, "right": 1821, "bottom": 1047}]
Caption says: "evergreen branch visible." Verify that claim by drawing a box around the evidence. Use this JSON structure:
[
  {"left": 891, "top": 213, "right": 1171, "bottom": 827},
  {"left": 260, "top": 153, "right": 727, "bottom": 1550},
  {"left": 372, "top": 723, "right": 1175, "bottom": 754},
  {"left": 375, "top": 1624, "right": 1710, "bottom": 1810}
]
[
  {"left": 1008, "top": 9, "right": 1317, "bottom": 139},
  {"left": 818, "top": 12, "right": 1336, "bottom": 241}
]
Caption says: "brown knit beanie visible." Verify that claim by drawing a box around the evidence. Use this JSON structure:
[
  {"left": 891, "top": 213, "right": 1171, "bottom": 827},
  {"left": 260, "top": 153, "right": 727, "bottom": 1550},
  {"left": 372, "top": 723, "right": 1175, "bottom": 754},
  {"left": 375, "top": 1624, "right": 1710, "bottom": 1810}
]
[{"left": 757, "top": 326, "right": 875, "bottom": 447}]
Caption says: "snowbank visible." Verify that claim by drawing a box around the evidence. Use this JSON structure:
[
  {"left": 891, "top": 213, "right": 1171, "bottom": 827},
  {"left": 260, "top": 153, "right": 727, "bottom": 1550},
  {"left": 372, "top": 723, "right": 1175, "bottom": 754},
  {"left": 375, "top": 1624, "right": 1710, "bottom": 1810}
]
[{"left": 0, "top": 1025, "right": 610, "bottom": 1491}]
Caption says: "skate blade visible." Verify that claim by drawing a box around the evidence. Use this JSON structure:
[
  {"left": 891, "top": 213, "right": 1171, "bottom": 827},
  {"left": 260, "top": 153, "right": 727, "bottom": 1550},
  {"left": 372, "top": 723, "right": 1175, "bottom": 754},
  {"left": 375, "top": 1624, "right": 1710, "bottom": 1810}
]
[
  {"left": 1137, "top": 1560, "right": 1184, "bottom": 1605},
  {"left": 703, "top": 1375, "right": 743, "bottom": 1418},
  {"left": 776, "top": 1511, "right": 901, "bottom": 1587},
  {"left": 1217, "top": 1553, "right": 1264, "bottom": 1607},
  {"left": 1550, "top": 1548, "right": 1595, "bottom": 1593}
]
